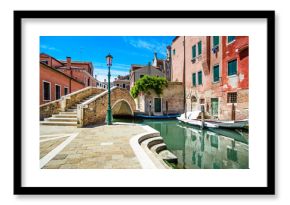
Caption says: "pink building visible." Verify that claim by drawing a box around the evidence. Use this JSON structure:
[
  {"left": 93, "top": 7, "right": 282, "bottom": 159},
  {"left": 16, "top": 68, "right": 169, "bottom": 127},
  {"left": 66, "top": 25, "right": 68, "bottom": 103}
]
[{"left": 171, "top": 36, "right": 249, "bottom": 120}]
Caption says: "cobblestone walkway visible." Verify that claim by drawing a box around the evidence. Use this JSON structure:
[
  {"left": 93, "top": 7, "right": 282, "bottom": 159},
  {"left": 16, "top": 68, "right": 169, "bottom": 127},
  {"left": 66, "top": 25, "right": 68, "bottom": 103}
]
[{"left": 40, "top": 124, "right": 147, "bottom": 169}]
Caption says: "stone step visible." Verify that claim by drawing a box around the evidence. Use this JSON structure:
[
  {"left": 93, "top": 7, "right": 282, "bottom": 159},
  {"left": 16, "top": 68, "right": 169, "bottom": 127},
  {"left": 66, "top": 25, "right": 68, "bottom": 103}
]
[
  {"left": 141, "top": 136, "right": 164, "bottom": 149},
  {"left": 159, "top": 150, "right": 178, "bottom": 164},
  {"left": 52, "top": 114, "right": 77, "bottom": 118},
  {"left": 67, "top": 109, "right": 77, "bottom": 112},
  {"left": 45, "top": 117, "right": 77, "bottom": 122},
  {"left": 150, "top": 143, "right": 167, "bottom": 154},
  {"left": 60, "top": 111, "right": 77, "bottom": 115},
  {"left": 40, "top": 121, "right": 78, "bottom": 126},
  {"left": 76, "top": 94, "right": 98, "bottom": 105}
]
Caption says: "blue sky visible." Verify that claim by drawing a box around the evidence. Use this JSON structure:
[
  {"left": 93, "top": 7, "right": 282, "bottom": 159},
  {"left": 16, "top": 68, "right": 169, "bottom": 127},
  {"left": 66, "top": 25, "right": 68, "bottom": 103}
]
[{"left": 40, "top": 36, "right": 175, "bottom": 81}]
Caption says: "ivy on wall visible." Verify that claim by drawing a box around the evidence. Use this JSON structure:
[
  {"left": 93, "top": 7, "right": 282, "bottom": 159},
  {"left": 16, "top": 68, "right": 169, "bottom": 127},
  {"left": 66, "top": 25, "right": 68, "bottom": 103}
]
[{"left": 130, "top": 75, "right": 168, "bottom": 98}]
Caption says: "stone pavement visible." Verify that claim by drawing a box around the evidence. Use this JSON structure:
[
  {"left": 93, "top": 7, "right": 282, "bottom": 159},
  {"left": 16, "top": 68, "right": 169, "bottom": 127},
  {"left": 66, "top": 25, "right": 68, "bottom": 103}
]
[{"left": 40, "top": 124, "right": 147, "bottom": 169}]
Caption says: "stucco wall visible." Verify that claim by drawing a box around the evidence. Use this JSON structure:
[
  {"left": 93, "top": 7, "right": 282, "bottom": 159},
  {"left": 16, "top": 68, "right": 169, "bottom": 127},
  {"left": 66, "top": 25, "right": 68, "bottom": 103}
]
[
  {"left": 171, "top": 36, "right": 248, "bottom": 120},
  {"left": 137, "top": 82, "right": 184, "bottom": 115},
  {"left": 40, "top": 63, "right": 85, "bottom": 105}
]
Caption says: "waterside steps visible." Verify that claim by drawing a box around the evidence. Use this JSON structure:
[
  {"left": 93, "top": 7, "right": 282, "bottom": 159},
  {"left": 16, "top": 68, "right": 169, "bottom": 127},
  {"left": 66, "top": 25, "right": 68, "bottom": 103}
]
[
  {"left": 139, "top": 135, "right": 178, "bottom": 168},
  {"left": 40, "top": 93, "right": 99, "bottom": 126}
]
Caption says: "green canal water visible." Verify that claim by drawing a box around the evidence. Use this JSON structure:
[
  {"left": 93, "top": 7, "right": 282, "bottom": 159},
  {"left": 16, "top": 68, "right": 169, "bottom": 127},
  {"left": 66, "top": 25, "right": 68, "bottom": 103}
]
[{"left": 114, "top": 118, "right": 249, "bottom": 169}]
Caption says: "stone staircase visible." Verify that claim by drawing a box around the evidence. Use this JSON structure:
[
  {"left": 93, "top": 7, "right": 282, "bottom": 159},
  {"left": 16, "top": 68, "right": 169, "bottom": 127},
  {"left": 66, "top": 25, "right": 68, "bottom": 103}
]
[
  {"left": 139, "top": 134, "right": 178, "bottom": 168},
  {"left": 40, "top": 93, "right": 99, "bottom": 126}
]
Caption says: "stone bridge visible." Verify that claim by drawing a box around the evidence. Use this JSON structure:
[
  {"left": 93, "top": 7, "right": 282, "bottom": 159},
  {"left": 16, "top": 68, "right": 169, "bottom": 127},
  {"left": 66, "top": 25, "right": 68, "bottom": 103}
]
[
  {"left": 40, "top": 86, "right": 136, "bottom": 127},
  {"left": 78, "top": 86, "right": 136, "bottom": 126}
]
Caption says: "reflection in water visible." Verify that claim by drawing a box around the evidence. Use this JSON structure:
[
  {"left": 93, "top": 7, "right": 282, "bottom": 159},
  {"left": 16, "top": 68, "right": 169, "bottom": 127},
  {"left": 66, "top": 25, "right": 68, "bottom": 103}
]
[
  {"left": 141, "top": 120, "right": 249, "bottom": 169},
  {"left": 113, "top": 118, "right": 249, "bottom": 169}
]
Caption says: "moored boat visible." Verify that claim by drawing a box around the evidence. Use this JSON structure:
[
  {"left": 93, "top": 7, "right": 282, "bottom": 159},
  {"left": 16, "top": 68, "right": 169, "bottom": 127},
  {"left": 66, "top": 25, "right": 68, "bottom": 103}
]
[{"left": 177, "top": 111, "right": 248, "bottom": 129}]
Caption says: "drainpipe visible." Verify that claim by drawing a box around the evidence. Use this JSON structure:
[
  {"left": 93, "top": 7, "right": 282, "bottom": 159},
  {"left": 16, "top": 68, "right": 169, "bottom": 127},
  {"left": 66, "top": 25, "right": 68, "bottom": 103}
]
[
  {"left": 183, "top": 36, "right": 187, "bottom": 119},
  {"left": 67, "top": 56, "right": 72, "bottom": 93}
]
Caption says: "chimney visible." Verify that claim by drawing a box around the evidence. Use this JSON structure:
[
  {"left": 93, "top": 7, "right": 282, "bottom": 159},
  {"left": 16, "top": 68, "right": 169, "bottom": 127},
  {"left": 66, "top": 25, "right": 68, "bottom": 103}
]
[
  {"left": 67, "top": 56, "right": 72, "bottom": 78},
  {"left": 166, "top": 45, "right": 171, "bottom": 60},
  {"left": 104, "top": 79, "right": 107, "bottom": 83},
  {"left": 67, "top": 56, "right": 71, "bottom": 69},
  {"left": 154, "top": 52, "right": 157, "bottom": 60}
]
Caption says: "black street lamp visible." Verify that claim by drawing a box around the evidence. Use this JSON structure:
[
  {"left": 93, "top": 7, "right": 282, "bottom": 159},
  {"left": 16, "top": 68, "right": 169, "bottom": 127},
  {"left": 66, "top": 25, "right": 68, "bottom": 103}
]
[{"left": 106, "top": 53, "right": 113, "bottom": 125}]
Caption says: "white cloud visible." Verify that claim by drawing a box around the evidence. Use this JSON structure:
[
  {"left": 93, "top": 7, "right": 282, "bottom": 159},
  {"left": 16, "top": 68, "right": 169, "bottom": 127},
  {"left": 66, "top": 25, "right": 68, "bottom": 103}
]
[
  {"left": 40, "top": 44, "right": 60, "bottom": 52},
  {"left": 123, "top": 37, "right": 167, "bottom": 57},
  {"left": 93, "top": 62, "right": 130, "bottom": 82}
]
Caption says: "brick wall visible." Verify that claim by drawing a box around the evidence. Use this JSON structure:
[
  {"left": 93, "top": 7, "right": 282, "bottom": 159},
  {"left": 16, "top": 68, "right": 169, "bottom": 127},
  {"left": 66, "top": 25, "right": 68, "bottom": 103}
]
[
  {"left": 40, "top": 99, "right": 62, "bottom": 120},
  {"left": 80, "top": 87, "right": 136, "bottom": 126}
]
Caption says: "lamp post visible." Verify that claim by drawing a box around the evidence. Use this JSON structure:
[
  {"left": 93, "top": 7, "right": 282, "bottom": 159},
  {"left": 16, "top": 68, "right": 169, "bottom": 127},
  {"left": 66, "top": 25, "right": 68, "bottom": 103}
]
[{"left": 106, "top": 53, "right": 113, "bottom": 125}]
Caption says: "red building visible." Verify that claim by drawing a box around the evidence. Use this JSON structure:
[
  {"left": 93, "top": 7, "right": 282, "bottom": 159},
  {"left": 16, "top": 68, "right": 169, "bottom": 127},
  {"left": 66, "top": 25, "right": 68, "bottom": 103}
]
[
  {"left": 40, "top": 53, "right": 97, "bottom": 105},
  {"left": 171, "top": 36, "right": 249, "bottom": 120},
  {"left": 220, "top": 36, "right": 249, "bottom": 120}
]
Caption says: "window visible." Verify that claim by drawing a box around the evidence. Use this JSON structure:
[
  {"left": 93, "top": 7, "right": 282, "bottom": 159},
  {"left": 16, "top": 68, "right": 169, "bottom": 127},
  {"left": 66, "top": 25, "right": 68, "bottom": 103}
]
[
  {"left": 198, "top": 71, "right": 202, "bottom": 85},
  {"left": 43, "top": 81, "right": 51, "bottom": 101},
  {"left": 228, "top": 59, "right": 237, "bottom": 76},
  {"left": 173, "top": 49, "right": 176, "bottom": 55},
  {"left": 192, "top": 73, "right": 196, "bottom": 86},
  {"left": 116, "top": 84, "right": 119, "bottom": 87},
  {"left": 227, "top": 92, "right": 237, "bottom": 103},
  {"left": 228, "top": 36, "right": 235, "bottom": 43},
  {"left": 192, "top": 45, "right": 196, "bottom": 59},
  {"left": 213, "top": 36, "right": 219, "bottom": 47},
  {"left": 41, "top": 60, "right": 48, "bottom": 65},
  {"left": 64, "top": 87, "right": 68, "bottom": 95},
  {"left": 123, "top": 84, "right": 125, "bottom": 88},
  {"left": 227, "top": 148, "right": 237, "bottom": 161},
  {"left": 55, "top": 85, "right": 61, "bottom": 100},
  {"left": 198, "top": 41, "right": 202, "bottom": 56},
  {"left": 200, "top": 98, "right": 205, "bottom": 104},
  {"left": 213, "top": 64, "right": 220, "bottom": 82}
]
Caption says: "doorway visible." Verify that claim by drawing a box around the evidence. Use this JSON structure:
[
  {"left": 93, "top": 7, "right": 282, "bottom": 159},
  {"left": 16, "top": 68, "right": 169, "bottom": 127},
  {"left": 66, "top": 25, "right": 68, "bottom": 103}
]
[{"left": 211, "top": 98, "right": 219, "bottom": 118}]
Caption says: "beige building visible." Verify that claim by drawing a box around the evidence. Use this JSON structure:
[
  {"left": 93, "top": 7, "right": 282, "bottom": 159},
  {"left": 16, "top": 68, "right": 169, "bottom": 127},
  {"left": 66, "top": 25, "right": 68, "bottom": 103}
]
[
  {"left": 129, "top": 64, "right": 165, "bottom": 88},
  {"left": 113, "top": 75, "right": 130, "bottom": 90},
  {"left": 135, "top": 82, "right": 184, "bottom": 116}
]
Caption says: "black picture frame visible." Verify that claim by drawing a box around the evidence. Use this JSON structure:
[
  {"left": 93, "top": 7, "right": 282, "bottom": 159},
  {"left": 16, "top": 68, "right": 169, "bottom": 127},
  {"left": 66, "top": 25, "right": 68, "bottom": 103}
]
[{"left": 14, "top": 10, "right": 275, "bottom": 195}]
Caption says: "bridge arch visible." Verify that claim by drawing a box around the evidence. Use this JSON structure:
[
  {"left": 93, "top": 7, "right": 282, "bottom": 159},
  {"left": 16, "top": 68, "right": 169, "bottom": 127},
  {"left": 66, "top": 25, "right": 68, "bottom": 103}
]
[
  {"left": 79, "top": 86, "right": 137, "bottom": 126},
  {"left": 112, "top": 99, "right": 134, "bottom": 116}
]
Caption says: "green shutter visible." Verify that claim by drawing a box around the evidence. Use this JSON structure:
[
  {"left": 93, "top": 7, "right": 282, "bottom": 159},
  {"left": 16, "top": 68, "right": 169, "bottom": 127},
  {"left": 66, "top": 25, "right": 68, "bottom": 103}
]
[
  {"left": 192, "top": 73, "right": 196, "bottom": 86},
  {"left": 154, "top": 98, "right": 161, "bottom": 112},
  {"left": 228, "top": 59, "right": 237, "bottom": 76},
  {"left": 198, "top": 41, "right": 202, "bottom": 55},
  {"left": 228, "top": 36, "right": 235, "bottom": 43},
  {"left": 213, "top": 65, "right": 220, "bottom": 82},
  {"left": 198, "top": 71, "right": 202, "bottom": 85},
  {"left": 213, "top": 36, "right": 219, "bottom": 47},
  {"left": 192, "top": 45, "right": 196, "bottom": 59}
]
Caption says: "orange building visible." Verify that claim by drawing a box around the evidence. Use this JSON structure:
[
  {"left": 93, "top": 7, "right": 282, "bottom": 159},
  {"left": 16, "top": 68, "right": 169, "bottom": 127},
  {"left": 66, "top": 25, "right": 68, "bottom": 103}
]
[{"left": 40, "top": 53, "right": 97, "bottom": 105}]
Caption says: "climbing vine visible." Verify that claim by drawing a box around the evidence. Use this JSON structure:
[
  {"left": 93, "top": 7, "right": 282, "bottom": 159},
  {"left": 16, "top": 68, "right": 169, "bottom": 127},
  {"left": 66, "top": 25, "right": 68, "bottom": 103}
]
[{"left": 130, "top": 75, "right": 168, "bottom": 98}]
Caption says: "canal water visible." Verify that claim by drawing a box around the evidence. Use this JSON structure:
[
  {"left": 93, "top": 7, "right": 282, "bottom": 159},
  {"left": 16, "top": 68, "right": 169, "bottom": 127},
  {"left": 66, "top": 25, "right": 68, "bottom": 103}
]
[{"left": 114, "top": 118, "right": 249, "bottom": 169}]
